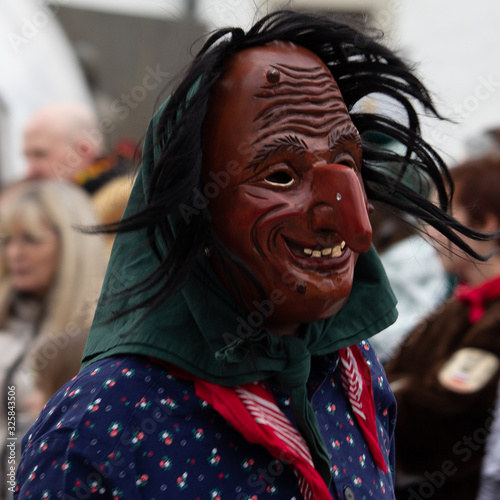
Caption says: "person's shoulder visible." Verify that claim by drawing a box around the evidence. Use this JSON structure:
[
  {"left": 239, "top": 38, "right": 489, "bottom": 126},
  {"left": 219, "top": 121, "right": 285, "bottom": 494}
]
[
  {"left": 16, "top": 356, "right": 219, "bottom": 496},
  {"left": 23, "top": 356, "right": 197, "bottom": 451}
]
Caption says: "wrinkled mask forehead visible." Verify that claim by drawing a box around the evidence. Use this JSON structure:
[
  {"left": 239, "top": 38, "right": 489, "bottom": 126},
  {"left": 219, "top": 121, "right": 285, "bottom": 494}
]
[{"left": 203, "top": 41, "right": 353, "bottom": 166}]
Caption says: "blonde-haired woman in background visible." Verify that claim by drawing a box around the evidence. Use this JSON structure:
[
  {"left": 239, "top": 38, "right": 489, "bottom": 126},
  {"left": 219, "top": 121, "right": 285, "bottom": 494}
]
[{"left": 0, "top": 181, "right": 107, "bottom": 499}]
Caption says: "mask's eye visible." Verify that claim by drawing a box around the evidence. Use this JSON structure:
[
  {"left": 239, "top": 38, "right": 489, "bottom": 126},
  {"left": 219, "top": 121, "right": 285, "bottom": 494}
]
[
  {"left": 264, "top": 171, "right": 294, "bottom": 187},
  {"left": 337, "top": 160, "right": 356, "bottom": 170},
  {"left": 334, "top": 153, "right": 359, "bottom": 172}
]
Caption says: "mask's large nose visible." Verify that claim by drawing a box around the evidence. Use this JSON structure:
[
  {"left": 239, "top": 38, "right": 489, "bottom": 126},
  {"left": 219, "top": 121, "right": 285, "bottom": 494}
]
[{"left": 310, "top": 164, "right": 372, "bottom": 253}]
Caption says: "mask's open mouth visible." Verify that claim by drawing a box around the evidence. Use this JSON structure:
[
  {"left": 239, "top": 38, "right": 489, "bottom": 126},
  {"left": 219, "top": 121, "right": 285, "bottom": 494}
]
[
  {"left": 285, "top": 238, "right": 346, "bottom": 258},
  {"left": 283, "top": 236, "right": 350, "bottom": 271}
]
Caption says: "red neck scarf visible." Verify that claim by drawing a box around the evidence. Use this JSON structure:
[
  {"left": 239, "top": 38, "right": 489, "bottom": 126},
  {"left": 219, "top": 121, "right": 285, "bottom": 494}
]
[{"left": 455, "top": 275, "right": 500, "bottom": 323}]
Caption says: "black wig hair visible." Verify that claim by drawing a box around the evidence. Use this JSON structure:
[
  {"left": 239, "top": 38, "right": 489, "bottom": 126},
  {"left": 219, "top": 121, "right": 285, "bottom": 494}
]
[{"left": 111, "top": 10, "right": 491, "bottom": 316}]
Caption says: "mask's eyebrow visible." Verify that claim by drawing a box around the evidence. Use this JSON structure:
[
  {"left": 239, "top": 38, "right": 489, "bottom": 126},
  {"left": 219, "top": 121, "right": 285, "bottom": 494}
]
[
  {"left": 246, "top": 135, "right": 309, "bottom": 171},
  {"left": 328, "top": 125, "right": 362, "bottom": 153}
]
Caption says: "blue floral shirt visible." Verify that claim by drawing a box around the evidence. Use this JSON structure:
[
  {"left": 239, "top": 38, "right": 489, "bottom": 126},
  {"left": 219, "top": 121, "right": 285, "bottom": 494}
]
[{"left": 14, "top": 341, "right": 395, "bottom": 499}]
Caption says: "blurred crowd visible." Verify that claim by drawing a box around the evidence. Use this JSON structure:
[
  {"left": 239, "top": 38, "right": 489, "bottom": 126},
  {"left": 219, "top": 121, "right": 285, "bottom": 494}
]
[
  {"left": 2, "top": 57, "right": 500, "bottom": 500},
  {"left": 370, "top": 129, "right": 500, "bottom": 500},
  {"left": 0, "top": 101, "right": 135, "bottom": 499}
]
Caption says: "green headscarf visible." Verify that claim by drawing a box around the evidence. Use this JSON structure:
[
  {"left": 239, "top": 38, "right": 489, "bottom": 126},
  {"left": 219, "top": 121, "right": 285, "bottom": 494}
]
[{"left": 83, "top": 98, "right": 397, "bottom": 486}]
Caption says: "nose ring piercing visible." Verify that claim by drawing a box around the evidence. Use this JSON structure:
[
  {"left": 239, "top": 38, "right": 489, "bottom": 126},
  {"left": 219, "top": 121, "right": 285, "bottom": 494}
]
[{"left": 336, "top": 193, "right": 342, "bottom": 201}]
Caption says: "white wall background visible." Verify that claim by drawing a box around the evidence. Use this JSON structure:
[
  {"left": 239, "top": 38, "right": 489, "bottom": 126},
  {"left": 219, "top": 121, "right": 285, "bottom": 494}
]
[
  {"left": 196, "top": 0, "right": 500, "bottom": 163},
  {"left": 391, "top": 0, "right": 500, "bottom": 163},
  {"left": 1, "top": 0, "right": 92, "bottom": 181}
]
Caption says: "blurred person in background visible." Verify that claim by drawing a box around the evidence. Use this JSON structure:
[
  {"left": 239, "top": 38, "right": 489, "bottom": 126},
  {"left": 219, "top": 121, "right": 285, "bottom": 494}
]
[
  {"left": 23, "top": 102, "right": 105, "bottom": 184},
  {"left": 23, "top": 102, "right": 135, "bottom": 252},
  {"left": 465, "top": 127, "right": 500, "bottom": 160},
  {"left": 385, "top": 155, "right": 500, "bottom": 500},
  {"left": 477, "top": 379, "right": 500, "bottom": 499},
  {"left": 364, "top": 132, "right": 451, "bottom": 364},
  {"left": 0, "top": 181, "right": 107, "bottom": 500},
  {"left": 27, "top": 328, "right": 90, "bottom": 420},
  {"left": 369, "top": 208, "right": 451, "bottom": 364}
]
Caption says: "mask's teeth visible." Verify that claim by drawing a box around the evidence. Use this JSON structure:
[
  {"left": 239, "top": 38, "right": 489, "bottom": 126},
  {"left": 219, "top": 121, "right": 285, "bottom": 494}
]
[
  {"left": 301, "top": 241, "right": 346, "bottom": 258},
  {"left": 331, "top": 246, "right": 342, "bottom": 258}
]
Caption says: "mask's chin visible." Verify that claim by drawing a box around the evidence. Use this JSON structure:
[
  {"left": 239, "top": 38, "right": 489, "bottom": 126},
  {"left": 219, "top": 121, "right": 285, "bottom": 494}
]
[
  {"left": 251, "top": 264, "right": 355, "bottom": 333},
  {"left": 263, "top": 289, "right": 351, "bottom": 329},
  {"left": 209, "top": 244, "right": 356, "bottom": 336}
]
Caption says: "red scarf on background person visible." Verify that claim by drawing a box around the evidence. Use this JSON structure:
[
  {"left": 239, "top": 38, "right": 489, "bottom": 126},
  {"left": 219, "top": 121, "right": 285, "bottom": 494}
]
[{"left": 455, "top": 275, "right": 500, "bottom": 324}]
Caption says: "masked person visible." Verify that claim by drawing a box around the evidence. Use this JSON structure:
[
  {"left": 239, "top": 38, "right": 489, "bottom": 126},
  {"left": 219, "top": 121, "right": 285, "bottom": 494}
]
[{"left": 14, "top": 11, "right": 488, "bottom": 500}]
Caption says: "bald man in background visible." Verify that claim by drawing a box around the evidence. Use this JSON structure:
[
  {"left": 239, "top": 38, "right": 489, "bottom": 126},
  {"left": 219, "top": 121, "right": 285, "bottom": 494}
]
[
  {"left": 22, "top": 102, "right": 136, "bottom": 252},
  {"left": 24, "top": 102, "right": 104, "bottom": 183}
]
